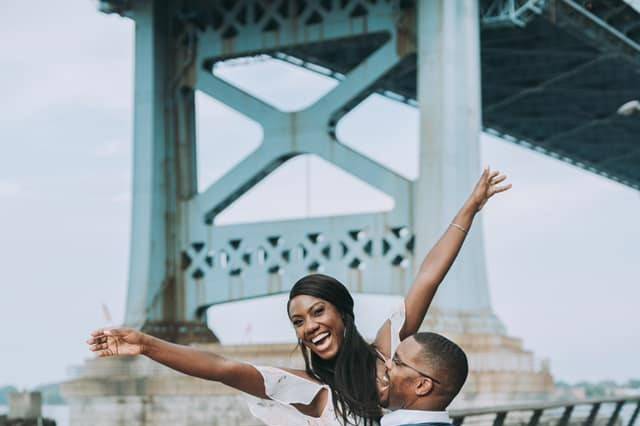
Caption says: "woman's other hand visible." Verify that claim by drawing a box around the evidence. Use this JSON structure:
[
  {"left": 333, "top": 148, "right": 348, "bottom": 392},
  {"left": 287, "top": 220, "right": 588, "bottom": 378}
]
[
  {"left": 87, "top": 328, "right": 146, "bottom": 357},
  {"left": 469, "top": 166, "right": 512, "bottom": 212}
]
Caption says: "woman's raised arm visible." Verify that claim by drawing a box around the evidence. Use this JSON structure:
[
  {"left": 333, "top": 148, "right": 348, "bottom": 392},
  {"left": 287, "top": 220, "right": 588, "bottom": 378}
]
[
  {"left": 374, "top": 167, "right": 511, "bottom": 356},
  {"left": 87, "top": 328, "right": 268, "bottom": 399}
]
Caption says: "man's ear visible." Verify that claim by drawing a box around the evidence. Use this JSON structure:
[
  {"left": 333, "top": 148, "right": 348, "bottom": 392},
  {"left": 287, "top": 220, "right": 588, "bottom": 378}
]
[{"left": 415, "top": 377, "right": 434, "bottom": 397}]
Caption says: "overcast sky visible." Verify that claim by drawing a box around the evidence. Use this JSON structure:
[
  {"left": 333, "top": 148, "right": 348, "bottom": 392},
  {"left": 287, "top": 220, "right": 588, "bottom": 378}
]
[{"left": 0, "top": 0, "right": 639, "bottom": 390}]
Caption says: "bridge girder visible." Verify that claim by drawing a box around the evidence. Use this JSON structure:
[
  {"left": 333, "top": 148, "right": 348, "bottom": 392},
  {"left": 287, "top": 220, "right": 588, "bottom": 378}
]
[{"left": 102, "top": 0, "right": 640, "bottom": 340}]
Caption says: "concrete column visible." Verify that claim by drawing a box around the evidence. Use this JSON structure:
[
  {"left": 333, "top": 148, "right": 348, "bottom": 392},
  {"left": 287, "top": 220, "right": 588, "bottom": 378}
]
[
  {"left": 124, "top": 0, "right": 215, "bottom": 342},
  {"left": 415, "top": 0, "right": 504, "bottom": 333},
  {"left": 125, "top": 0, "right": 171, "bottom": 327}
]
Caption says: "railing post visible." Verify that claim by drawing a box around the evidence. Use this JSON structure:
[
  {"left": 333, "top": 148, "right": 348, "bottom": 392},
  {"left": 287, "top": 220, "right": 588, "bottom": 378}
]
[
  {"left": 493, "top": 412, "right": 508, "bottom": 426},
  {"left": 607, "top": 401, "right": 626, "bottom": 426},
  {"left": 557, "top": 405, "right": 574, "bottom": 426},
  {"left": 528, "top": 409, "right": 544, "bottom": 426},
  {"left": 449, "top": 398, "right": 639, "bottom": 426},
  {"left": 628, "top": 401, "right": 640, "bottom": 426},
  {"left": 585, "top": 402, "right": 602, "bottom": 426}
]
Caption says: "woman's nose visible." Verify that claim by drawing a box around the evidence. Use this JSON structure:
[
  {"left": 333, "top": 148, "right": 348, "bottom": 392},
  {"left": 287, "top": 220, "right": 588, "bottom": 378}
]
[{"left": 304, "top": 319, "right": 319, "bottom": 335}]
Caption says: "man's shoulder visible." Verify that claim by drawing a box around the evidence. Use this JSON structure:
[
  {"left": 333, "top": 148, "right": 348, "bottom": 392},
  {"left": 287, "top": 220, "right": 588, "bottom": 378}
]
[
  {"left": 398, "top": 422, "right": 452, "bottom": 426},
  {"left": 379, "top": 409, "right": 452, "bottom": 426}
]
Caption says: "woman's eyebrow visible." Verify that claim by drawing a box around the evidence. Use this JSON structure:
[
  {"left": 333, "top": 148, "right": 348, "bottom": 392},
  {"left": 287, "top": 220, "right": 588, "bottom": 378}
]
[
  {"left": 307, "top": 302, "right": 325, "bottom": 312},
  {"left": 289, "top": 301, "right": 325, "bottom": 318}
]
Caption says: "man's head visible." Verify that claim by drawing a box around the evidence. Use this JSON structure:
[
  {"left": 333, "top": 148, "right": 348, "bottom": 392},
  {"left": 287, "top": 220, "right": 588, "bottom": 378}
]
[{"left": 379, "top": 332, "right": 468, "bottom": 411}]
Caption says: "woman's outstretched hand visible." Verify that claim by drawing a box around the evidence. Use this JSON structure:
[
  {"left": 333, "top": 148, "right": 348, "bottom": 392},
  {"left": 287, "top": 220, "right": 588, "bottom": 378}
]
[
  {"left": 87, "top": 327, "right": 271, "bottom": 401},
  {"left": 469, "top": 166, "right": 512, "bottom": 212},
  {"left": 87, "top": 328, "right": 146, "bottom": 357}
]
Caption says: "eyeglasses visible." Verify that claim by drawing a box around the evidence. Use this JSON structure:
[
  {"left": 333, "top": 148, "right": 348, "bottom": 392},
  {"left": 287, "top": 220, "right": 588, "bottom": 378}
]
[{"left": 390, "top": 352, "right": 442, "bottom": 385}]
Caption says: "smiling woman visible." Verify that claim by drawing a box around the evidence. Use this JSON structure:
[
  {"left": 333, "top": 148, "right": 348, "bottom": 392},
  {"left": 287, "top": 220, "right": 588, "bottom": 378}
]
[
  {"left": 289, "top": 294, "right": 346, "bottom": 360},
  {"left": 88, "top": 168, "right": 510, "bottom": 426},
  {"left": 286, "top": 275, "right": 380, "bottom": 424}
]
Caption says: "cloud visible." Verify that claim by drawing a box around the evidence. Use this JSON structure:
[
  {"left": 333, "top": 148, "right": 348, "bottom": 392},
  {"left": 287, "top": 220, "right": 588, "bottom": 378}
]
[
  {"left": 111, "top": 191, "right": 130, "bottom": 203},
  {"left": 0, "top": 179, "right": 23, "bottom": 197},
  {"left": 0, "top": 3, "right": 134, "bottom": 123},
  {"left": 95, "top": 139, "right": 125, "bottom": 158}
]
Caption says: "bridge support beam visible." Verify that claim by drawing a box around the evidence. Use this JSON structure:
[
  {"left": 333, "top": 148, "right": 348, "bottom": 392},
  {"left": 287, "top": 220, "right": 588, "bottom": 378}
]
[
  {"left": 415, "top": 0, "right": 504, "bottom": 334},
  {"left": 125, "top": 0, "right": 216, "bottom": 342}
]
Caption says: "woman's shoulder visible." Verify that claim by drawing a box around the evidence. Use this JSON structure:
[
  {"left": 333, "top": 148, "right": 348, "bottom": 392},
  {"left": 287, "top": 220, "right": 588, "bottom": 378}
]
[
  {"left": 276, "top": 367, "right": 323, "bottom": 384},
  {"left": 247, "top": 367, "right": 379, "bottom": 425},
  {"left": 252, "top": 365, "right": 327, "bottom": 404},
  {"left": 245, "top": 365, "right": 338, "bottom": 424}
]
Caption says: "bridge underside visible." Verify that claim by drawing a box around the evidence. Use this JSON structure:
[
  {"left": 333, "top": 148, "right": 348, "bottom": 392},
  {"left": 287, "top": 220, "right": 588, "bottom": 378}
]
[
  {"left": 274, "top": 3, "right": 640, "bottom": 189},
  {"left": 98, "top": 0, "right": 640, "bottom": 332},
  {"left": 101, "top": 0, "right": 640, "bottom": 189}
]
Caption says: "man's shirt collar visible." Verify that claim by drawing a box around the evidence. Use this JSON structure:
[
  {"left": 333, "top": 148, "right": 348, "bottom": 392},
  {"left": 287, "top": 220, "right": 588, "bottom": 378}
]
[{"left": 380, "top": 409, "right": 451, "bottom": 426}]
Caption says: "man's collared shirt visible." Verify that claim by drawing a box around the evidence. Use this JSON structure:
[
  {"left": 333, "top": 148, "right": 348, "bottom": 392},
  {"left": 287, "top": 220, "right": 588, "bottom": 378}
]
[{"left": 380, "top": 409, "right": 452, "bottom": 426}]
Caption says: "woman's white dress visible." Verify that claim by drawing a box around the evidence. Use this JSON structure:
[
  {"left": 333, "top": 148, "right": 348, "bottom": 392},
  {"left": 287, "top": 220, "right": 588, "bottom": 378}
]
[{"left": 245, "top": 303, "right": 406, "bottom": 426}]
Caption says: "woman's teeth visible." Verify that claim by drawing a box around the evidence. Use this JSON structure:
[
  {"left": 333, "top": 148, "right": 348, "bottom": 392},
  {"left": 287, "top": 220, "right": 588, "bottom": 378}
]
[{"left": 311, "top": 332, "right": 330, "bottom": 345}]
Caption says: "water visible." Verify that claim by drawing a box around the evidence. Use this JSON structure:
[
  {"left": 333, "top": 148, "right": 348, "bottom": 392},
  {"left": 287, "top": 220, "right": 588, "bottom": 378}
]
[{"left": 0, "top": 405, "right": 69, "bottom": 426}]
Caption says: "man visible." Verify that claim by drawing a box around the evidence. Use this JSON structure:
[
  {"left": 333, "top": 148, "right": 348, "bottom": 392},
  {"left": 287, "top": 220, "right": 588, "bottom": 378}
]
[{"left": 377, "top": 332, "right": 469, "bottom": 426}]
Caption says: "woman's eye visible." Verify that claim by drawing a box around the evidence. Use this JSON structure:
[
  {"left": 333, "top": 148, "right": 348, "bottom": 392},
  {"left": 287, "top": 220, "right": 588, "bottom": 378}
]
[
  {"left": 313, "top": 308, "right": 324, "bottom": 316},
  {"left": 293, "top": 320, "right": 303, "bottom": 327}
]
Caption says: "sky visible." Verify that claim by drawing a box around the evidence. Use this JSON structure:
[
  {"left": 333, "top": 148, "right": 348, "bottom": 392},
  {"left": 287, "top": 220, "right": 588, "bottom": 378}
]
[{"left": 0, "top": 0, "right": 639, "bottom": 390}]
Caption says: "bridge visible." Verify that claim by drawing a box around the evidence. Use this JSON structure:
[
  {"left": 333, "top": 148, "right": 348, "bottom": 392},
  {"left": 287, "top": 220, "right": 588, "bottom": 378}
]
[
  {"left": 61, "top": 0, "right": 640, "bottom": 422},
  {"left": 94, "top": 0, "right": 640, "bottom": 342}
]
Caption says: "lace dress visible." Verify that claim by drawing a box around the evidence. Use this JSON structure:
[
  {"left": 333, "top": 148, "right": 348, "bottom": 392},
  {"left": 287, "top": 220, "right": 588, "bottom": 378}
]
[{"left": 245, "top": 302, "right": 406, "bottom": 426}]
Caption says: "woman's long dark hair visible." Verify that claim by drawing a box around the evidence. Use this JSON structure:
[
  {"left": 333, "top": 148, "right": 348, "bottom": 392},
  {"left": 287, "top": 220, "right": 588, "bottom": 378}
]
[{"left": 287, "top": 274, "right": 381, "bottom": 425}]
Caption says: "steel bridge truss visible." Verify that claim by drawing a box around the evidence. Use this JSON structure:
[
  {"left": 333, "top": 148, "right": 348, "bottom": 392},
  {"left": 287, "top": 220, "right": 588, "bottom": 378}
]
[
  {"left": 101, "top": 0, "right": 640, "bottom": 331},
  {"left": 481, "top": 0, "right": 546, "bottom": 27},
  {"left": 114, "top": 0, "right": 424, "bottom": 328}
]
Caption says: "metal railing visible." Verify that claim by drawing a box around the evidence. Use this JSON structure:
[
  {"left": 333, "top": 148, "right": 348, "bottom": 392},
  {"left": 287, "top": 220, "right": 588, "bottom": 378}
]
[{"left": 450, "top": 396, "right": 640, "bottom": 426}]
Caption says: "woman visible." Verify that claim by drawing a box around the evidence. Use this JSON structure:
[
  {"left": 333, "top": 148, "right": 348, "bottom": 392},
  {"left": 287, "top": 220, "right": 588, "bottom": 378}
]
[{"left": 88, "top": 168, "right": 510, "bottom": 425}]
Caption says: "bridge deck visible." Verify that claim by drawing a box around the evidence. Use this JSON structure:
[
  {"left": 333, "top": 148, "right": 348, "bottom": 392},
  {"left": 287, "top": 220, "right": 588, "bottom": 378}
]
[
  {"left": 279, "top": 0, "right": 640, "bottom": 190},
  {"left": 99, "top": 0, "right": 640, "bottom": 189}
]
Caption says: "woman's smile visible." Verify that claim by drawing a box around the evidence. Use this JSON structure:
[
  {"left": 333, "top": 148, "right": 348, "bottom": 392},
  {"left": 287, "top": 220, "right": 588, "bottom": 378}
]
[
  {"left": 309, "top": 331, "right": 332, "bottom": 352},
  {"left": 289, "top": 294, "right": 345, "bottom": 359}
]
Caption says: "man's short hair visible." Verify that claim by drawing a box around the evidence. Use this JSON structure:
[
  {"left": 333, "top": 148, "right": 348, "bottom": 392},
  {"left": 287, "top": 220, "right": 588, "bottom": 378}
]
[{"left": 413, "top": 332, "right": 468, "bottom": 405}]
